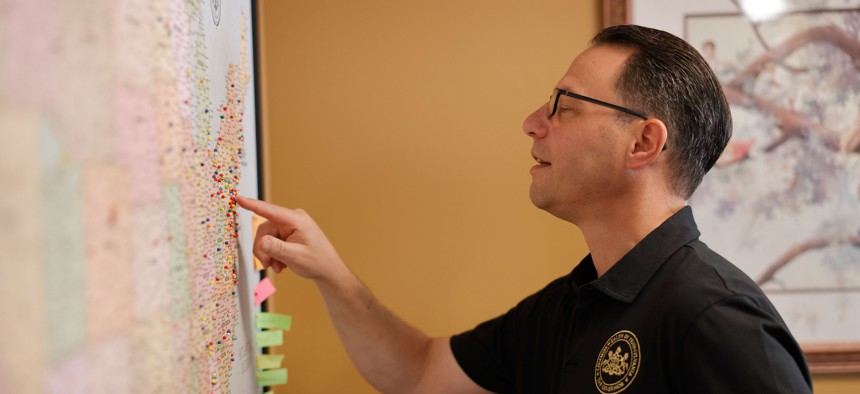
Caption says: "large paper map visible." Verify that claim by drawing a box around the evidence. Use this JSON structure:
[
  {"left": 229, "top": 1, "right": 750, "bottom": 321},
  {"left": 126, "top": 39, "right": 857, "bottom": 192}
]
[{"left": 0, "top": 0, "right": 262, "bottom": 392}]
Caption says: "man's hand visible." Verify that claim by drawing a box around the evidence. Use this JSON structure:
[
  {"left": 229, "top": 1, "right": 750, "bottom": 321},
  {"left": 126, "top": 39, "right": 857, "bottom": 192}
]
[
  {"left": 237, "top": 196, "right": 487, "bottom": 394},
  {"left": 237, "top": 196, "right": 346, "bottom": 282}
]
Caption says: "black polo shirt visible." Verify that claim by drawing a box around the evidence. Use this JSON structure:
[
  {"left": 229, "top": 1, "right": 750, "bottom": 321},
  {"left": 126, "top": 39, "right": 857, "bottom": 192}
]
[{"left": 451, "top": 207, "right": 812, "bottom": 393}]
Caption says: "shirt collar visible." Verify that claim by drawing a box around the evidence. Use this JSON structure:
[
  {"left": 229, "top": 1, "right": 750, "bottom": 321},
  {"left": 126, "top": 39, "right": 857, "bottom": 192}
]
[{"left": 569, "top": 206, "right": 701, "bottom": 303}]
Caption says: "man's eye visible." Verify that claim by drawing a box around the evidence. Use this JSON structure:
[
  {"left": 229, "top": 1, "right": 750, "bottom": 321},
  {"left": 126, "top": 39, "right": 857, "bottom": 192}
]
[{"left": 558, "top": 106, "right": 576, "bottom": 115}]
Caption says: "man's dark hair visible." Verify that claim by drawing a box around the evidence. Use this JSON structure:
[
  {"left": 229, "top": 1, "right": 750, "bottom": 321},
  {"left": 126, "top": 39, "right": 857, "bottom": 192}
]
[{"left": 592, "top": 24, "right": 732, "bottom": 199}]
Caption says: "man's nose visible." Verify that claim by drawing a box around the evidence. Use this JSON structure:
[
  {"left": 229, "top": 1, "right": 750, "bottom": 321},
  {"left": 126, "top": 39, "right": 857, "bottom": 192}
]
[{"left": 523, "top": 103, "right": 549, "bottom": 139}]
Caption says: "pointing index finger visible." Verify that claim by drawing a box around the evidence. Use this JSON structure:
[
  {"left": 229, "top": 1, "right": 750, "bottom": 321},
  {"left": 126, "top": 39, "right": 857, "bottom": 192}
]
[{"left": 236, "top": 196, "right": 299, "bottom": 225}]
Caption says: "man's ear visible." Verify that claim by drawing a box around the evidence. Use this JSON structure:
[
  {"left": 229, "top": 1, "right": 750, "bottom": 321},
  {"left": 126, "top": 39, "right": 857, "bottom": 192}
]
[{"left": 627, "top": 118, "right": 668, "bottom": 170}]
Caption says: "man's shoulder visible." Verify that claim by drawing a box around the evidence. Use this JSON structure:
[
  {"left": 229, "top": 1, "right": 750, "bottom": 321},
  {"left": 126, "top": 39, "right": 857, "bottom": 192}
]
[
  {"left": 651, "top": 240, "right": 779, "bottom": 321},
  {"left": 509, "top": 274, "right": 572, "bottom": 314},
  {"left": 684, "top": 239, "right": 767, "bottom": 298}
]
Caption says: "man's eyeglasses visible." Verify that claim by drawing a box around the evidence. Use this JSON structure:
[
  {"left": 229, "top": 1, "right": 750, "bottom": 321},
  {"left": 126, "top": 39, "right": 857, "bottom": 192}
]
[
  {"left": 548, "top": 88, "right": 648, "bottom": 120},
  {"left": 547, "top": 88, "right": 664, "bottom": 150}
]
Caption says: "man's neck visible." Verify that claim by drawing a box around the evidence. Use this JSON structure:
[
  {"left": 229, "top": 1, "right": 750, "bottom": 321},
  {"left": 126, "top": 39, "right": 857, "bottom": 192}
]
[{"left": 578, "top": 196, "right": 685, "bottom": 277}]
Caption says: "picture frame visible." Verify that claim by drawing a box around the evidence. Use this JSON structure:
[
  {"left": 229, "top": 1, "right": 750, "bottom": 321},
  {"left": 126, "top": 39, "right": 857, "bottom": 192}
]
[{"left": 604, "top": 0, "right": 860, "bottom": 373}]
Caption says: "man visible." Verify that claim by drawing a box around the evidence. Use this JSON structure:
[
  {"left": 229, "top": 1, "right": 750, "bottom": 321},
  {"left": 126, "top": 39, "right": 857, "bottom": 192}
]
[{"left": 238, "top": 25, "right": 812, "bottom": 393}]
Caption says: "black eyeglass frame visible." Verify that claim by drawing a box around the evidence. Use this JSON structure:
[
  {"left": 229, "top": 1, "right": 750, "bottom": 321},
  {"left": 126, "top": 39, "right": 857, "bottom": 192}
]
[
  {"left": 548, "top": 88, "right": 649, "bottom": 120},
  {"left": 548, "top": 88, "right": 665, "bottom": 150}
]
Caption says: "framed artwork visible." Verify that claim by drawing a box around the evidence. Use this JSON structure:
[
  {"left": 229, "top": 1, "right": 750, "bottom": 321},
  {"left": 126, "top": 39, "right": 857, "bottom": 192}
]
[{"left": 605, "top": 0, "right": 860, "bottom": 373}]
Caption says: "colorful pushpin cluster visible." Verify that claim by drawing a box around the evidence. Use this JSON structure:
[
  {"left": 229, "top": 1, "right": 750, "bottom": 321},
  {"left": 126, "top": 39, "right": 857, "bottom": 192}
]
[
  {"left": 173, "top": 66, "right": 250, "bottom": 390},
  {"left": 171, "top": 22, "right": 255, "bottom": 390}
]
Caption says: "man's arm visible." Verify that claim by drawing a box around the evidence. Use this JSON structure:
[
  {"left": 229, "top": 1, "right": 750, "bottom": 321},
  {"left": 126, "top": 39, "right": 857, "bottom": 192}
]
[{"left": 237, "top": 197, "right": 489, "bottom": 393}]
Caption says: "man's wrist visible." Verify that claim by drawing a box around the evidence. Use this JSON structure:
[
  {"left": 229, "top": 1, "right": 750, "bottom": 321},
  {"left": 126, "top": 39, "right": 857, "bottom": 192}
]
[{"left": 316, "top": 263, "right": 361, "bottom": 297}]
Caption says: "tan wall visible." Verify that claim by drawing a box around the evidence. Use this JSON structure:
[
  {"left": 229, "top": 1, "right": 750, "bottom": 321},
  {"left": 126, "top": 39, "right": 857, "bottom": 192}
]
[{"left": 257, "top": 1, "right": 860, "bottom": 392}]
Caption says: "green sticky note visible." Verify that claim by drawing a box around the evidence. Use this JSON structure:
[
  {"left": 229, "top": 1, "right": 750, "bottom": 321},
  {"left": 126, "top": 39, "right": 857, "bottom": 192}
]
[
  {"left": 257, "top": 368, "right": 288, "bottom": 387},
  {"left": 256, "top": 329, "right": 283, "bottom": 347},
  {"left": 256, "top": 312, "right": 293, "bottom": 331},
  {"left": 257, "top": 354, "right": 285, "bottom": 370}
]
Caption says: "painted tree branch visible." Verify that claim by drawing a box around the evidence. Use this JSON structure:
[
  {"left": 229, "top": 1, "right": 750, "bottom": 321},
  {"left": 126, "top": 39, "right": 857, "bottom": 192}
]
[
  {"left": 757, "top": 234, "right": 860, "bottom": 286},
  {"left": 844, "top": 120, "right": 860, "bottom": 153},
  {"left": 712, "top": 25, "right": 860, "bottom": 157},
  {"left": 722, "top": 85, "right": 842, "bottom": 151},
  {"left": 726, "top": 25, "right": 860, "bottom": 91}
]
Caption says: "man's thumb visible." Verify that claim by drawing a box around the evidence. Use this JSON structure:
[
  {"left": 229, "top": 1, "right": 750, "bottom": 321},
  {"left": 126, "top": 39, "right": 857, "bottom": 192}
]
[{"left": 261, "top": 235, "right": 296, "bottom": 263}]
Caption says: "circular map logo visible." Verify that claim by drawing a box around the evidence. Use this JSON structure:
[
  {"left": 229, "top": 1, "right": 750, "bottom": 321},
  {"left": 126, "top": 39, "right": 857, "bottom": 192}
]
[{"left": 594, "top": 330, "right": 641, "bottom": 394}]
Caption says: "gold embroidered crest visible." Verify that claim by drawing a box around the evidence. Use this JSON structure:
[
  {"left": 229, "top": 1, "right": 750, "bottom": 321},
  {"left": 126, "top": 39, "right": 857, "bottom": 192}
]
[{"left": 594, "top": 330, "right": 640, "bottom": 394}]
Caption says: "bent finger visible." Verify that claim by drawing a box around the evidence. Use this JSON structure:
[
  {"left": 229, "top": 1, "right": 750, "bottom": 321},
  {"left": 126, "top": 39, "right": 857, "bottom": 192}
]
[
  {"left": 252, "top": 221, "right": 279, "bottom": 268},
  {"left": 259, "top": 234, "right": 305, "bottom": 265},
  {"left": 271, "top": 261, "right": 286, "bottom": 274}
]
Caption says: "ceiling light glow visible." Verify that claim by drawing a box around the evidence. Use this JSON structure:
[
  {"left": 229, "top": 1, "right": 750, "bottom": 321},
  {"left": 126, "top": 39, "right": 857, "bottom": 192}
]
[{"left": 739, "top": 0, "right": 788, "bottom": 22}]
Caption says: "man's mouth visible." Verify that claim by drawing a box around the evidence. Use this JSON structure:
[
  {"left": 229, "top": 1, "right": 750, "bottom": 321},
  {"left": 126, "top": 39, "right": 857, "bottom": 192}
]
[
  {"left": 531, "top": 154, "right": 551, "bottom": 174},
  {"left": 532, "top": 154, "right": 551, "bottom": 166}
]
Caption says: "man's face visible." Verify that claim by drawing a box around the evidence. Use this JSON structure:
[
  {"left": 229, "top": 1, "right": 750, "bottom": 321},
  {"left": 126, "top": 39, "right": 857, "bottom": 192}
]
[{"left": 522, "top": 45, "right": 636, "bottom": 223}]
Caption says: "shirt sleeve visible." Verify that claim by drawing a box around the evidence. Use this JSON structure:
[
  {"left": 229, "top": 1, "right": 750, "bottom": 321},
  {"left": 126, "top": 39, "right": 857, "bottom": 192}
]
[
  {"left": 679, "top": 294, "right": 812, "bottom": 393},
  {"left": 449, "top": 286, "right": 549, "bottom": 394},
  {"left": 450, "top": 313, "right": 514, "bottom": 393}
]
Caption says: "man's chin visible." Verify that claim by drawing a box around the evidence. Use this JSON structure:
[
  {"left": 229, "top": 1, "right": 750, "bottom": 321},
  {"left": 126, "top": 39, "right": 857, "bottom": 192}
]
[
  {"left": 529, "top": 190, "right": 577, "bottom": 222},
  {"left": 528, "top": 188, "right": 550, "bottom": 211}
]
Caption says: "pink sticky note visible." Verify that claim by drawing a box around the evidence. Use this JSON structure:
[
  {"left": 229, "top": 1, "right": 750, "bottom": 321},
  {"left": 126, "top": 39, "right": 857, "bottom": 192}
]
[{"left": 254, "top": 277, "right": 277, "bottom": 305}]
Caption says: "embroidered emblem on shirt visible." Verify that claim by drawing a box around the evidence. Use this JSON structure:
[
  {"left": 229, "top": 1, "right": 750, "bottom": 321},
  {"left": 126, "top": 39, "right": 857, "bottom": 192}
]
[{"left": 594, "top": 330, "right": 640, "bottom": 394}]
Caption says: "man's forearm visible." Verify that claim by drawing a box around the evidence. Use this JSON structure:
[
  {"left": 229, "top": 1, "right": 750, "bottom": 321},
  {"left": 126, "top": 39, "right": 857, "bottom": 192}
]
[
  {"left": 316, "top": 269, "right": 433, "bottom": 393},
  {"left": 235, "top": 197, "right": 447, "bottom": 392}
]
